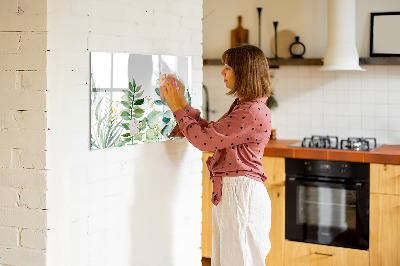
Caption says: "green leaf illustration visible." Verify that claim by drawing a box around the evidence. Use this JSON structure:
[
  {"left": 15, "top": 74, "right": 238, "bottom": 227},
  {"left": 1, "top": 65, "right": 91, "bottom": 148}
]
[
  {"left": 139, "top": 119, "right": 147, "bottom": 130},
  {"left": 154, "top": 100, "right": 163, "bottom": 105},
  {"left": 124, "top": 90, "right": 133, "bottom": 98},
  {"left": 121, "top": 123, "right": 130, "bottom": 130},
  {"left": 133, "top": 108, "right": 145, "bottom": 114},
  {"left": 162, "top": 117, "right": 171, "bottom": 124},
  {"left": 155, "top": 87, "right": 160, "bottom": 96},
  {"left": 132, "top": 113, "right": 144, "bottom": 119},
  {"left": 164, "top": 110, "right": 173, "bottom": 118},
  {"left": 122, "top": 132, "right": 131, "bottom": 137},
  {"left": 147, "top": 111, "right": 162, "bottom": 128},
  {"left": 120, "top": 101, "right": 132, "bottom": 109},
  {"left": 135, "top": 90, "right": 144, "bottom": 99},
  {"left": 134, "top": 99, "right": 145, "bottom": 105},
  {"left": 146, "top": 129, "right": 156, "bottom": 140},
  {"left": 134, "top": 133, "right": 144, "bottom": 141}
]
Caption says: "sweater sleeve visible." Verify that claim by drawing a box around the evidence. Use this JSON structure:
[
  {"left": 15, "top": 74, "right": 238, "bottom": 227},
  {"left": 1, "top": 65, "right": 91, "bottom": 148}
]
[
  {"left": 168, "top": 104, "right": 211, "bottom": 138},
  {"left": 172, "top": 106, "right": 256, "bottom": 152}
]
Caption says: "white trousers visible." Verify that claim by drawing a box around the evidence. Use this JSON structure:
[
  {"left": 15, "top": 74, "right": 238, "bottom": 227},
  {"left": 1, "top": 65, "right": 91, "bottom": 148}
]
[{"left": 212, "top": 176, "right": 271, "bottom": 266}]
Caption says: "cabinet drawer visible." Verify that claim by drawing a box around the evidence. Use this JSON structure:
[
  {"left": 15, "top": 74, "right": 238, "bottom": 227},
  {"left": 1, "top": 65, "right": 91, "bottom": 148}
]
[
  {"left": 370, "top": 163, "right": 400, "bottom": 195},
  {"left": 262, "top": 156, "right": 285, "bottom": 185},
  {"left": 284, "top": 241, "right": 369, "bottom": 266}
]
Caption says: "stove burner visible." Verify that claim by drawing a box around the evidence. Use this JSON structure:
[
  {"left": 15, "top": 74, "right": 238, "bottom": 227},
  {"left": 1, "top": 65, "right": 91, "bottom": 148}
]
[
  {"left": 340, "top": 137, "right": 377, "bottom": 151},
  {"left": 301, "top": 135, "right": 339, "bottom": 149}
]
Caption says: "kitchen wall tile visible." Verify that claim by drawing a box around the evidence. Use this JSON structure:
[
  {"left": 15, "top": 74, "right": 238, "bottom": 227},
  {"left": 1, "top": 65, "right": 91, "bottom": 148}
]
[
  {"left": 362, "top": 116, "right": 375, "bottom": 130},
  {"left": 286, "top": 77, "right": 299, "bottom": 89},
  {"left": 349, "top": 128, "right": 362, "bottom": 137},
  {"left": 349, "top": 116, "right": 362, "bottom": 129},
  {"left": 336, "top": 115, "right": 348, "bottom": 128},
  {"left": 285, "top": 66, "right": 298, "bottom": 77},
  {"left": 389, "top": 104, "right": 400, "bottom": 117},
  {"left": 375, "top": 104, "right": 389, "bottom": 117},
  {"left": 374, "top": 130, "right": 389, "bottom": 144},
  {"left": 374, "top": 65, "right": 388, "bottom": 77},
  {"left": 361, "top": 90, "right": 374, "bottom": 103},
  {"left": 310, "top": 66, "right": 323, "bottom": 77},
  {"left": 388, "top": 91, "right": 400, "bottom": 104},
  {"left": 336, "top": 90, "right": 349, "bottom": 103},
  {"left": 298, "top": 67, "right": 311, "bottom": 78},
  {"left": 323, "top": 115, "right": 336, "bottom": 129},
  {"left": 361, "top": 104, "right": 375, "bottom": 116},
  {"left": 348, "top": 103, "right": 362, "bottom": 116},
  {"left": 348, "top": 90, "right": 362, "bottom": 103},
  {"left": 323, "top": 103, "right": 336, "bottom": 115},
  {"left": 374, "top": 117, "right": 389, "bottom": 130},
  {"left": 322, "top": 70, "right": 335, "bottom": 78},
  {"left": 388, "top": 76, "right": 400, "bottom": 91},
  {"left": 388, "top": 131, "right": 400, "bottom": 143},
  {"left": 362, "top": 129, "right": 375, "bottom": 138},
  {"left": 374, "top": 77, "right": 388, "bottom": 91},
  {"left": 361, "top": 74, "right": 374, "bottom": 91},
  {"left": 387, "top": 65, "right": 400, "bottom": 76},
  {"left": 374, "top": 90, "right": 388, "bottom": 104},
  {"left": 298, "top": 77, "right": 311, "bottom": 89},
  {"left": 388, "top": 117, "right": 400, "bottom": 131},
  {"left": 336, "top": 103, "right": 349, "bottom": 116}
]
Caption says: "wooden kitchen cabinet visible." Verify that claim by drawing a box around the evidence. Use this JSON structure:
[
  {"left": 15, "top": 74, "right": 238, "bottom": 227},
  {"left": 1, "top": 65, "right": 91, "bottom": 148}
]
[
  {"left": 370, "top": 163, "right": 400, "bottom": 195},
  {"left": 202, "top": 152, "right": 213, "bottom": 258},
  {"left": 201, "top": 154, "right": 286, "bottom": 265},
  {"left": 284, "top": 241, "right": 369, "bottom": 266},
  {"left": 370, "top": 163, "right": 400, "bottom": 266}
]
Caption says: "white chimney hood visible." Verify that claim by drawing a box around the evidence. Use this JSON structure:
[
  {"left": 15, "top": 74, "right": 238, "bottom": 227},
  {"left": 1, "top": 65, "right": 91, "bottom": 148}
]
[{"left": 320, "top": 0, "right": 365, "bottom": 71}]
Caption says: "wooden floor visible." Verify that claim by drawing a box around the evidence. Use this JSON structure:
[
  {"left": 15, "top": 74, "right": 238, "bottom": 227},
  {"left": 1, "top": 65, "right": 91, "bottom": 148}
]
[{"left": 202, "top": 257, "right": 211, "bottom": 266}]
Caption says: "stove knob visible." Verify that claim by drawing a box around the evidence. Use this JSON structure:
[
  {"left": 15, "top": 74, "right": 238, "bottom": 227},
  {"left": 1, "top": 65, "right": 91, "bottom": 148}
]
[{"left": 340, "top": 164, "right": 347, "bottom": 174}]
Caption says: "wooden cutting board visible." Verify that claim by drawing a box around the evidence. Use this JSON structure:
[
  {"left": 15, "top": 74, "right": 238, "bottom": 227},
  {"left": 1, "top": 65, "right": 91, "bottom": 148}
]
[{"left": 231, "top": 16, "right": 249, "bottom": 48}]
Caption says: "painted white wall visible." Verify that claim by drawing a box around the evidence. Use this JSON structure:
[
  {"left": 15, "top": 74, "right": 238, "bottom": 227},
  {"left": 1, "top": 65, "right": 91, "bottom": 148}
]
[
  {"left": 47, "top": 0, "right": 203, "bottom": 266},
  {"left": 203, "top": 0, "right": 400, "bottom": 58},
  {"left": 0, "top": 0, "right": 48, "bottom": 265},
  {"left": 203, "top": 0, "right": 400, "bottom": 145}
]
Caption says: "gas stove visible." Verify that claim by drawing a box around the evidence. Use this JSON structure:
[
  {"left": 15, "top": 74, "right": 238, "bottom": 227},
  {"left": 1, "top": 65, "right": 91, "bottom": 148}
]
[{"left": 289, "top": 135, "right": 381, "bottom": 151}]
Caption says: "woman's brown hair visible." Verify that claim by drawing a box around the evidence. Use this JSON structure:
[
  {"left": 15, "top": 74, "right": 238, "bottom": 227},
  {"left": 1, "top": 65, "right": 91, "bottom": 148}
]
[{"left": 221, "top": 44, "right": 273, "bottom": 99}]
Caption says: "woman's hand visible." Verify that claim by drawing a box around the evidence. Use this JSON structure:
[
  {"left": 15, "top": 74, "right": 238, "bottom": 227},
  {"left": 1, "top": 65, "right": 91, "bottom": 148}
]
[
  {"left": 167, "top": 75, "right": 187, "bottom": 108},
  {"left": 160, "top": 76, "right": 185, "bottom": 113}
]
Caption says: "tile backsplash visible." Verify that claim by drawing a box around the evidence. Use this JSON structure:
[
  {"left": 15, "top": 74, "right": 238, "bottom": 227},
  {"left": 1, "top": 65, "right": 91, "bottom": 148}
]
[{"left": 203, "top": 65, "right": 400, "bottom": 145}]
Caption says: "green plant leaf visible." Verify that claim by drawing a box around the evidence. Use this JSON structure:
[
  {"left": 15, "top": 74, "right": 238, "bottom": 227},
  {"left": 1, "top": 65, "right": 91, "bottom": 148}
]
[
  {"left": 136, "top": 85, "right": 142, "bottom": 92},
  {"left": 134, "top": 132, "right": 144, "bottom": 141},
  {"left": 146, "top": 129, "right": 156, "bottom": 140},
  {"left": 147, "top": 111, "right": 162, "bottom": 128},
  {"left": 139, "top": 119, "right": 147, "bottom": 130},
  {"left": 122, "top": 132, "right": 131, "bottom": 137},
  {"left": 121, "top": 111, "right": 131, "bottom": 120},
  {"left": 135, "top": 90, "right": 144, "bottom": 99},
  {"left": 132, "top": 113, "right": 144, "bottom": 118},
  {"left": 133, "top": 108, "right": 145, "bottom": 114},
  {"left": 164, "top": 110, "right": 173, "bottom": 118},
  {"left": 123, "top": 90, "right": 133, "bottom": 98},
  {"left": 121, "top": 95, "right": 131, "bottom": 102},
  {"left": 134, "top": 99, "right": 145, "bottom": 105},
  {"left": 155, "top": 87, "right": 160, "bottom": 96},
  {"left": 116, "top": 138, "right": 132, "bottom": 147},
  {"left": 120, "top": 101, "right": 132, "bottom": 109},
  {"left": 154, "top": 100, "right": 163, "bottom": 105},
  {"left": 121, "top": 123, "right": 130, "bottom": 130},
  {"left": 162, "top": 117, "right": 171, "bottom": 124}
]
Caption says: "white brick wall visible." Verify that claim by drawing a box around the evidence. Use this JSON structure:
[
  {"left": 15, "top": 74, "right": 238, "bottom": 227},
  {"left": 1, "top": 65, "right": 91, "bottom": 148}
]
[
  {"left": 47, "top": 1, "right": 203, "bottom": 266},
  {"left": 0, "top": 0, "right": 48, "bottom": 265}
]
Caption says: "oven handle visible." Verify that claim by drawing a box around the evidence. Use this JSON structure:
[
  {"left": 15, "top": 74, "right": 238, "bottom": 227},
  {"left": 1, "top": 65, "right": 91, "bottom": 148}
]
[{"left": 286, "top": 177, "right": 364, "bottom": 189}]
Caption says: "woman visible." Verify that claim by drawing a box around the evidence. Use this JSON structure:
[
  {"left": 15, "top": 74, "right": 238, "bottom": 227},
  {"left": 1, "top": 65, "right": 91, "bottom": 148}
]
[{"left": 161, "top": 44, "right": 273, "bottom": 266}]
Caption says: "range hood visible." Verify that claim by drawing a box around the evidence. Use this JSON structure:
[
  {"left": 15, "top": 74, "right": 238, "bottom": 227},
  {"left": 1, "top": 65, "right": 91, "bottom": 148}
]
[{"left": 320, "top": 0, "right": 365, "bottom": 71}]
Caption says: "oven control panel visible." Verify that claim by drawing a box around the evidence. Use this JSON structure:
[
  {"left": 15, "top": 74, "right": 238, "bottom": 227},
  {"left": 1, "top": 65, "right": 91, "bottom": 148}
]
[{"left": 286, "top": 158, "right": 369, "bottom": 180}]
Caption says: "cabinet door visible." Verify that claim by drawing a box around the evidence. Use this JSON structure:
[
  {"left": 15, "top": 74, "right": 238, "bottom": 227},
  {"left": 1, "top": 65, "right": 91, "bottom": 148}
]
[
  {"left": 370, "top": 163, "right": 400, "bottom": 195},
  {"left": 370, "top": 193, "right": 400, "bottom": 266},
  {"left": 261, "top": 156, "right": 285, "bottom": 185},
  {"left": 284, "top": 241, "right": 369, "bottom": 266},
  {"left": 202, "top": 152, "right": 213, "bottom": 258},
  {"left": 264, "top": 185, "right": 284, "bottom": 266}
]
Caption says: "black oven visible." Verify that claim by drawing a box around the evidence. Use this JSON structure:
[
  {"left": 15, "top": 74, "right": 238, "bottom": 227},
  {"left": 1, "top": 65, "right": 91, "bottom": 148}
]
[{"left": 285, "top": 158, "right": 369, "bottom": 250}]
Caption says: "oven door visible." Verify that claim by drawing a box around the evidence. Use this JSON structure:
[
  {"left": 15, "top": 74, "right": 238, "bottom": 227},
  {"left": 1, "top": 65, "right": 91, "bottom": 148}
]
[{"left": 285, "top": 177, "right": 369, "bottom": 250}]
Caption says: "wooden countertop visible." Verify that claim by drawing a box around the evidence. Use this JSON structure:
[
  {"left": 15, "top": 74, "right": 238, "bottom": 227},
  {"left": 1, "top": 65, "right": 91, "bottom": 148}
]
[{"left": 263, "top": 139, "right": 400, "bottom": 165}]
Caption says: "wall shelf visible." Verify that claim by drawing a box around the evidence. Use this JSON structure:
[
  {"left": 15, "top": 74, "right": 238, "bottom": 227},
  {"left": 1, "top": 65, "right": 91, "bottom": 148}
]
[{"left": 203, "top": 57, "right": 400, "bottom": 67}]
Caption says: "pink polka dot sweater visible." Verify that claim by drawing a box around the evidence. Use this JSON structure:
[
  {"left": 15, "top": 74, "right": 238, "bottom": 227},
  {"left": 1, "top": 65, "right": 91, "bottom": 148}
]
[{"left": 169, "top": 97, "right": 271, "bottom": 206}]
